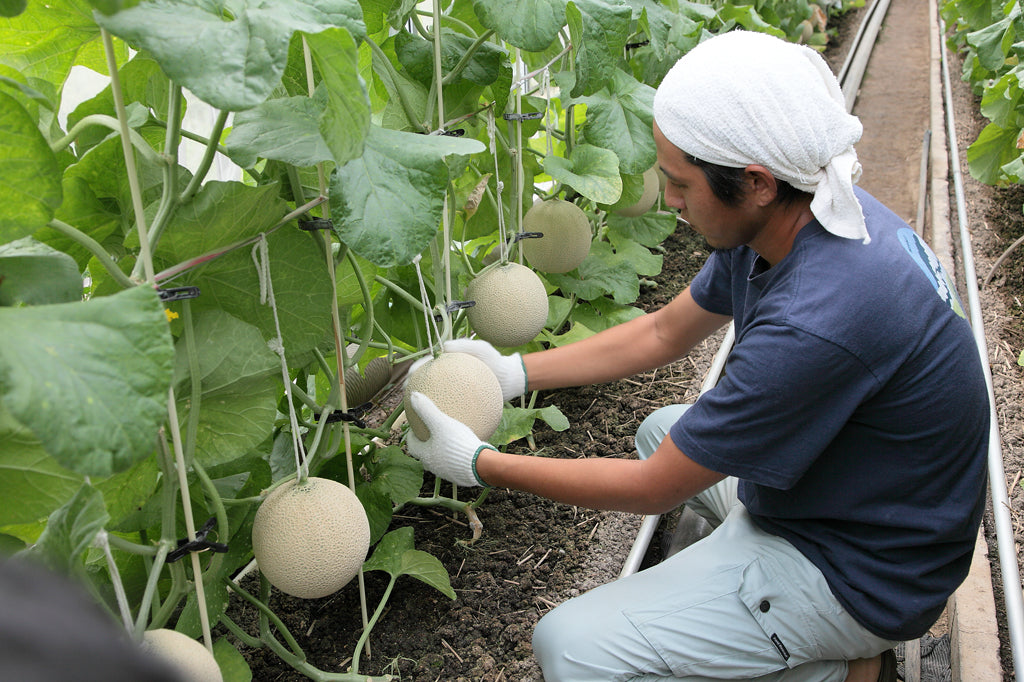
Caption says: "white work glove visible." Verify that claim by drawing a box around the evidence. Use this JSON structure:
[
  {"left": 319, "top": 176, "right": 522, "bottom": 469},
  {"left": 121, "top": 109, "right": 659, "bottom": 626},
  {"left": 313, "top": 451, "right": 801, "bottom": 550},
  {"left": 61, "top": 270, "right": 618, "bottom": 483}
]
[
  {"left": 443, "top": 338, "right": 527, "bottom": 401},
  {"left": 405, "top": 392, "right": 493, "bottom": 487}
]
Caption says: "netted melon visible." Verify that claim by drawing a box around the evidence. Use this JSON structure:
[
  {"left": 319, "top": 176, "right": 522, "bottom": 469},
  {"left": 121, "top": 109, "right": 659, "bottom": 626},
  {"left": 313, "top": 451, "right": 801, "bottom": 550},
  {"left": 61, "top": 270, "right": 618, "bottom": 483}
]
[
  {"left": 466, "top": 262, "right": 548, "bottom": 348},
  {"left": 521, "top": 199, "right": 592, "bottom": 273},
  {"left": 251, "top": 477, "right": 370, "bottom": 599},
  {"left": 403, "top": 352, "right": 503, "bottom": 441},
  {"left": 141, "top": 629, "right": 223, "bottom": 682}
]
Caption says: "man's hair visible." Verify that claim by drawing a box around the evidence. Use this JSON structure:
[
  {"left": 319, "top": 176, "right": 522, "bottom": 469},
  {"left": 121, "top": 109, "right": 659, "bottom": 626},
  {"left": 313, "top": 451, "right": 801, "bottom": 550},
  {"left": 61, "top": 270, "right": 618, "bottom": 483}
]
[{"left": 685, "top": 154, "right": 809, "bottom": 207}]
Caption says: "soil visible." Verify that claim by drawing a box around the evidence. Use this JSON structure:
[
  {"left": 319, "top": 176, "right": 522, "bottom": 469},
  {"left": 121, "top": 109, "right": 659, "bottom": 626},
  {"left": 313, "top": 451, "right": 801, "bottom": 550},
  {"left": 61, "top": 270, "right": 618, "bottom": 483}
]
[{"left": 229, "top": 3, "right": 1024, "bottom": 680}]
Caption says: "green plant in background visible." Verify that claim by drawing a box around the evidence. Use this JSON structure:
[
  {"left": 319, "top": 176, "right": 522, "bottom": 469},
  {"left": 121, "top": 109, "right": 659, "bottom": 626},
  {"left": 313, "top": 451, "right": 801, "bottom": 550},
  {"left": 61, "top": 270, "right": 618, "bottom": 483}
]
[
  {"left": 941, "top": 0, "right": 1024, "bottom": 363},
  {"left": 0, "top": 0, "right": 852, "bottom": 678}
]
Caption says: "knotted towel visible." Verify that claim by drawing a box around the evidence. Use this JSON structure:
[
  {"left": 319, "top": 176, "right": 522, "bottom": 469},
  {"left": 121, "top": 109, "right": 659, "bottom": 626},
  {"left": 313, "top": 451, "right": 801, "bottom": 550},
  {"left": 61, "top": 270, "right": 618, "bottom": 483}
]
[{"left": 653, "top": 31, "right": 869, "bottom": 243}]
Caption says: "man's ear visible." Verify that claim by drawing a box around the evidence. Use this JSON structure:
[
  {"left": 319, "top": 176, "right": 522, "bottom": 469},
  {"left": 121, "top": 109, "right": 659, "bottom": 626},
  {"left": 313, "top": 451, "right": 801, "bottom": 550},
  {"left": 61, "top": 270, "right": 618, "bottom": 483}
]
[{"left": 744, "top": 165, "right": 779, "bottom": 206}]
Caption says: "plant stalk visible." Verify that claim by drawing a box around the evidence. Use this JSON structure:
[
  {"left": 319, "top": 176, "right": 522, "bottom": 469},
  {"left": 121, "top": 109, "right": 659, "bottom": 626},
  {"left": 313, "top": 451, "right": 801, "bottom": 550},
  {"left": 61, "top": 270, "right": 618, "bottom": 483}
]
[
  {"left": 101, "top": 27, "right": 155, "bottom": 285},
  {"left": 46, "top": 219, "right": 135, "bottom": 289}
]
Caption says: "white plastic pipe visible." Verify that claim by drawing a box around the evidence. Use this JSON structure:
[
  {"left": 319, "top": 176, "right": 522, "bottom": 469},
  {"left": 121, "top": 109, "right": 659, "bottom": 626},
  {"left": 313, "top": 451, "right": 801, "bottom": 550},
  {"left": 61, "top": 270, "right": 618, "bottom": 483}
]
[{"left": 939, "top": 19, "right": 1024, "bottom": 678}]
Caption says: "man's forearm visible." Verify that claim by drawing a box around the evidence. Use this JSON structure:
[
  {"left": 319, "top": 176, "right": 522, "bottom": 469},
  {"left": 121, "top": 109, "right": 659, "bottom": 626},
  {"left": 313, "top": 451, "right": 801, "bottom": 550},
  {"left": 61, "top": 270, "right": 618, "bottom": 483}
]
[{"left": 523, "top": 287, "right": 730, "bottom": 392}]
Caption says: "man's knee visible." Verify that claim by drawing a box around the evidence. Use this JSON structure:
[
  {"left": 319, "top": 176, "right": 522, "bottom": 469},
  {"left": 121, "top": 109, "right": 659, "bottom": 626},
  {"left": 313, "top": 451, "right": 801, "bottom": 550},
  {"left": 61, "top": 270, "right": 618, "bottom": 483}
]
[
  {"left": 532, "top": 603, "right": 577, "bottom": 679},
  {"left": 532, "top": 598, "right": 615, "bottom": 681}
]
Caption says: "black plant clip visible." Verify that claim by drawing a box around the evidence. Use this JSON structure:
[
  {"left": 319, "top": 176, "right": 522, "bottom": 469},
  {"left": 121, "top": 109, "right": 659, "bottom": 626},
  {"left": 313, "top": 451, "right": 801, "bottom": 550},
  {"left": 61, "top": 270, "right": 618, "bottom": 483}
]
[
  {"left": 157, "top": 286, "right": 201, "bottom": 302},
  {"left": 314, "top": 402, "right": 373, "bottom": 429},
  {"left": 433, "top": 299, "right": 476, "bottom": 322},
  {"left": 441, "top": 128, "right": 466, "bottom": 137},
  {"left": 513, "top": 231, "right": 544, "bottom": 242},
  {"left": 167, "top": 517, "right": 228, "bottom": 563},
  {"left": 502, "top": 112, "right": 544, "bottom": 121},
  {"left": 298, "top": 217, "right": 334, "bottom": 232}
]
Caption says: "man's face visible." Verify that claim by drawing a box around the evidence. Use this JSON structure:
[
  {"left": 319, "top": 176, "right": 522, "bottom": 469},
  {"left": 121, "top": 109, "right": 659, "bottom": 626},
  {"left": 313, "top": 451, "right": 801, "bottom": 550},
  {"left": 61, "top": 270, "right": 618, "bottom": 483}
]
[{"left": 653, "top": 122, "right": 763, "bottom": 251}]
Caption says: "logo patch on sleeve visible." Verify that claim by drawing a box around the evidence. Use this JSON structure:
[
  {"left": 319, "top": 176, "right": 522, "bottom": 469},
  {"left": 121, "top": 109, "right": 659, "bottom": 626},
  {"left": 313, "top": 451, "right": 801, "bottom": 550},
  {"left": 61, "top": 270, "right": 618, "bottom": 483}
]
[{"left": 897, "top": 228, "right": 966, "bottom": 318}]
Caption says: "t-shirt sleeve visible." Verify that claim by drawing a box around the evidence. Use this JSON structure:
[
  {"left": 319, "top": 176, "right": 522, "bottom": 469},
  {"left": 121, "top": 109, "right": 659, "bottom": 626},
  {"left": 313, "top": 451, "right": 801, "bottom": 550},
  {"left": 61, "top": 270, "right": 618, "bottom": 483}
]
[
  {"left": 689, "top": 250, "right": 734, "bottom": 316},
  {"left": 669, "top": 322, "right": 882, "bottom": 489}
]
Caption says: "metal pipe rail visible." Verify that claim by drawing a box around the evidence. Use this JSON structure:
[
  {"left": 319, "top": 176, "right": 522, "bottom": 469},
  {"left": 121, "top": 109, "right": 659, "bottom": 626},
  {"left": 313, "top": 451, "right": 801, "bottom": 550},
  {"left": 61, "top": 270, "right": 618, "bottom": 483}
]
[{"left": 940, "top": 18, "right": 1024, "bottom": 678}]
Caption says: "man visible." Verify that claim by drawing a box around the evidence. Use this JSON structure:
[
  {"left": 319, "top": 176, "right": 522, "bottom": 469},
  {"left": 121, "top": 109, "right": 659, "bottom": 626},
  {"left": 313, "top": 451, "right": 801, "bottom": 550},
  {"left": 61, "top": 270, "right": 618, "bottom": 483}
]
[{"left": 405, "top": 30, "right": 989, "bottom": 682}]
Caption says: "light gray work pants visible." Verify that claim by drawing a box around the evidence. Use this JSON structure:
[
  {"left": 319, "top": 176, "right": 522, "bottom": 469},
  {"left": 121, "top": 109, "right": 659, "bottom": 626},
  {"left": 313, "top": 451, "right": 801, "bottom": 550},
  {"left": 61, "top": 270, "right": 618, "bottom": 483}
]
[{"left": 532, "top": 404, "right": 895, "bottom": 682}]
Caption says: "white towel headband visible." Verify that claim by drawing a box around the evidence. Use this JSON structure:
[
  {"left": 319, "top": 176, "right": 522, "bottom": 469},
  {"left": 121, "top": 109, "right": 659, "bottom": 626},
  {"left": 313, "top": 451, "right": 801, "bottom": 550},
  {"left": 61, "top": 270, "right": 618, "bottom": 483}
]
[{"left": 652, "top": 31, "right": 869, "bottom": 243}]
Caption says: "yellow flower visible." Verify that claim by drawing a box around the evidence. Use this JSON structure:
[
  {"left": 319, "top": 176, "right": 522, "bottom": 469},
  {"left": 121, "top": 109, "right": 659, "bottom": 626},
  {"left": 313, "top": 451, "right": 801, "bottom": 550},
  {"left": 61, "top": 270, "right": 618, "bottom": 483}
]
[{"left": 164, "top": 309, "right": 179, "bottom": 322}]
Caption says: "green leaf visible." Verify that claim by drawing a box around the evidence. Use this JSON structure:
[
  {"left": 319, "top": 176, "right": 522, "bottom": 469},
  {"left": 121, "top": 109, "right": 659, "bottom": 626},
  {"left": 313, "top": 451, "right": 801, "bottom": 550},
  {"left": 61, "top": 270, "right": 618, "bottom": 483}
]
[
  {"left": 88, "top": 0, "right": 143, "bottom": 15},
  {"left": 0, "top": 0, "right": 25, "bottom": 18},
  {"left": 31, "top": 482, "right": 109, "bottom": 574},
  {"left": 545, "top": 241, "right": 639, "bottom": 304},
  {"left": 157, "top": 182, "right": 288, "bottom": 261},
  {"left": 363, "top": 526, "right": 455, "bottom": 599},
  {"left": 65, "top": 53, "right": 172, "bottom": 153},
  {"left": 0, "top": 91, "right": 62, "bottom": 243},
  {"left": 967, "top": 121, "right": 1022, "bottom": 184},
  {"left": 93, "top": 454, "right": 159, "bottom": 529},
  {"left": 368, "top": 38, "right": 429, "bottom": 132},
  {"left": 606, "top": 210, "right": 677, "bottom": 248},
  {"left": 304, "top": 27, "right": 370, "bottom": 166},
  {"left": 178, "top": 576, "right": 230, "bottom": 640},
  {"left": 544, "top": 320, "right": 597, "bottom": 346},
  {"left": 173, "top": 310, "right": 279, "bottom": 467},
  {"left": 32, "top": 179, "right": 119, "bottom": 273},
  {"left": 0, "top": 403, "right": 82, "bottom": 526},
  {"left": 395, "top": 28, "right": 503, "bottom": 87},
  {"left": 363, "top": 445, "right": 423, "bottom": 507},
  {"left": 214, "top": 638, "right": 253, "bottom": 682},
  {"left": 716, "top": 5, "right": 784, "bottom": 36},
  {"left": 979, "top": 69, "right": 1024, "bottom": 129},
  {"left": 0, "top": 286, "right": 174, "bottom": 477},
  {"left": 491, "top": 405, "right": 568, "bottom": 445},
  {"left": 0, "top": 237, "right": 82, "bottom": 306},
  {"left": 185, "top": 229, "right": 334, "bottom": 362},
  {"left": 0, "top": 0, "right": 121, "bottom": 85},
  {"left": 566, "top": 0, "right": 632, "bottom": 98},
  {"left": 335, "top": 249, "right": 377, "bottom": 306},
  {"left": 966, "top": 15, "right": 1013, "bottom": 73},
  {"left": 95, "top": 0, "right": 366, "bottom": 111},
  {"left": 354, "top": 485, "right": 393, "bottom": 545},
  {"left": 544, "top": 143, "right": 622, "bottom": 204},
  {"left": 570, "top": 297, "right": 644, "bottom": 333},
  {"left": 472, "top": 0, "right": 566, "bottom": 51},
  {"left": 225, "top": 94, "right": 334, "bottom": 169},
  {"left": 0, "top": 532, "right": 26, "bottom": 554},
  {"left": 363, "top": 524, "right": 414, "bottom": 572},
  {"left": 577, "top": 70, "right": 656, "bottom": 175},
  {"left": 330, "top": 125, "right": 485, "bottom": 267},
  {"left": 154, "top": 182, "right": 333, "bottom": 360},
  {"left": 1001, "top": 155, "right": 1024, "bottom": 183},
  {"left": 607, "top": 233, "right": 662, "bottom": 277}
]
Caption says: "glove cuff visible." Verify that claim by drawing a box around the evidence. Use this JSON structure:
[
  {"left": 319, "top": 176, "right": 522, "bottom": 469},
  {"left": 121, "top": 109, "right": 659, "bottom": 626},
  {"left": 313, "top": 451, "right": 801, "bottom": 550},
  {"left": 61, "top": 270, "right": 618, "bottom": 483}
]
[{"left": 472, "top": 444, "right": 495, "bottom": 487}]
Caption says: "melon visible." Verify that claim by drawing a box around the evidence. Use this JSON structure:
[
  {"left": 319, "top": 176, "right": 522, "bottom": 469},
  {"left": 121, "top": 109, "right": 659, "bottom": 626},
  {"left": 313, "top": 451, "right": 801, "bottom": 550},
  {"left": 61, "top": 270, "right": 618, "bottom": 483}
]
[
  {"left": 251, "top": 477, "right": 371, "bottom": 599},
  {"left": 521, "top": 199, "right": 592, "bottom": 273},
  {"left": 344, "top": 355, "right": 392, "bottom": 406},
  {"left": 403, "top": 352, "right": 503, "bottom": 442},
  {"left": 615, "top": 166, "right": 661, "bottom": 217},
  {"left": 466, "top": 262, "right": 549, "bottom": 348},
  {"left": 141, "top": 629, "right": 223, "bottom": 682}
]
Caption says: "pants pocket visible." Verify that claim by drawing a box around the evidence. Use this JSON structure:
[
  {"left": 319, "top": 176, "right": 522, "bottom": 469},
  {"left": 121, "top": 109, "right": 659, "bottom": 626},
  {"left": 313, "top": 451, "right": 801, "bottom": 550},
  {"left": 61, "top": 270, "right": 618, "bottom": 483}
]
[{"left": 737, "top": 557, "right": 823, "bottom": 669}]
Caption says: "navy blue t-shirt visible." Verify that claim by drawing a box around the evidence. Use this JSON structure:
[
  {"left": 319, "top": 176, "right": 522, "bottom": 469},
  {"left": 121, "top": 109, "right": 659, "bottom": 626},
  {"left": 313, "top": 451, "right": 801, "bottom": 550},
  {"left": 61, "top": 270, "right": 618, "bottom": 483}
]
[{"left": 669, "top": 188, "right": 989, "bottom": 641}]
